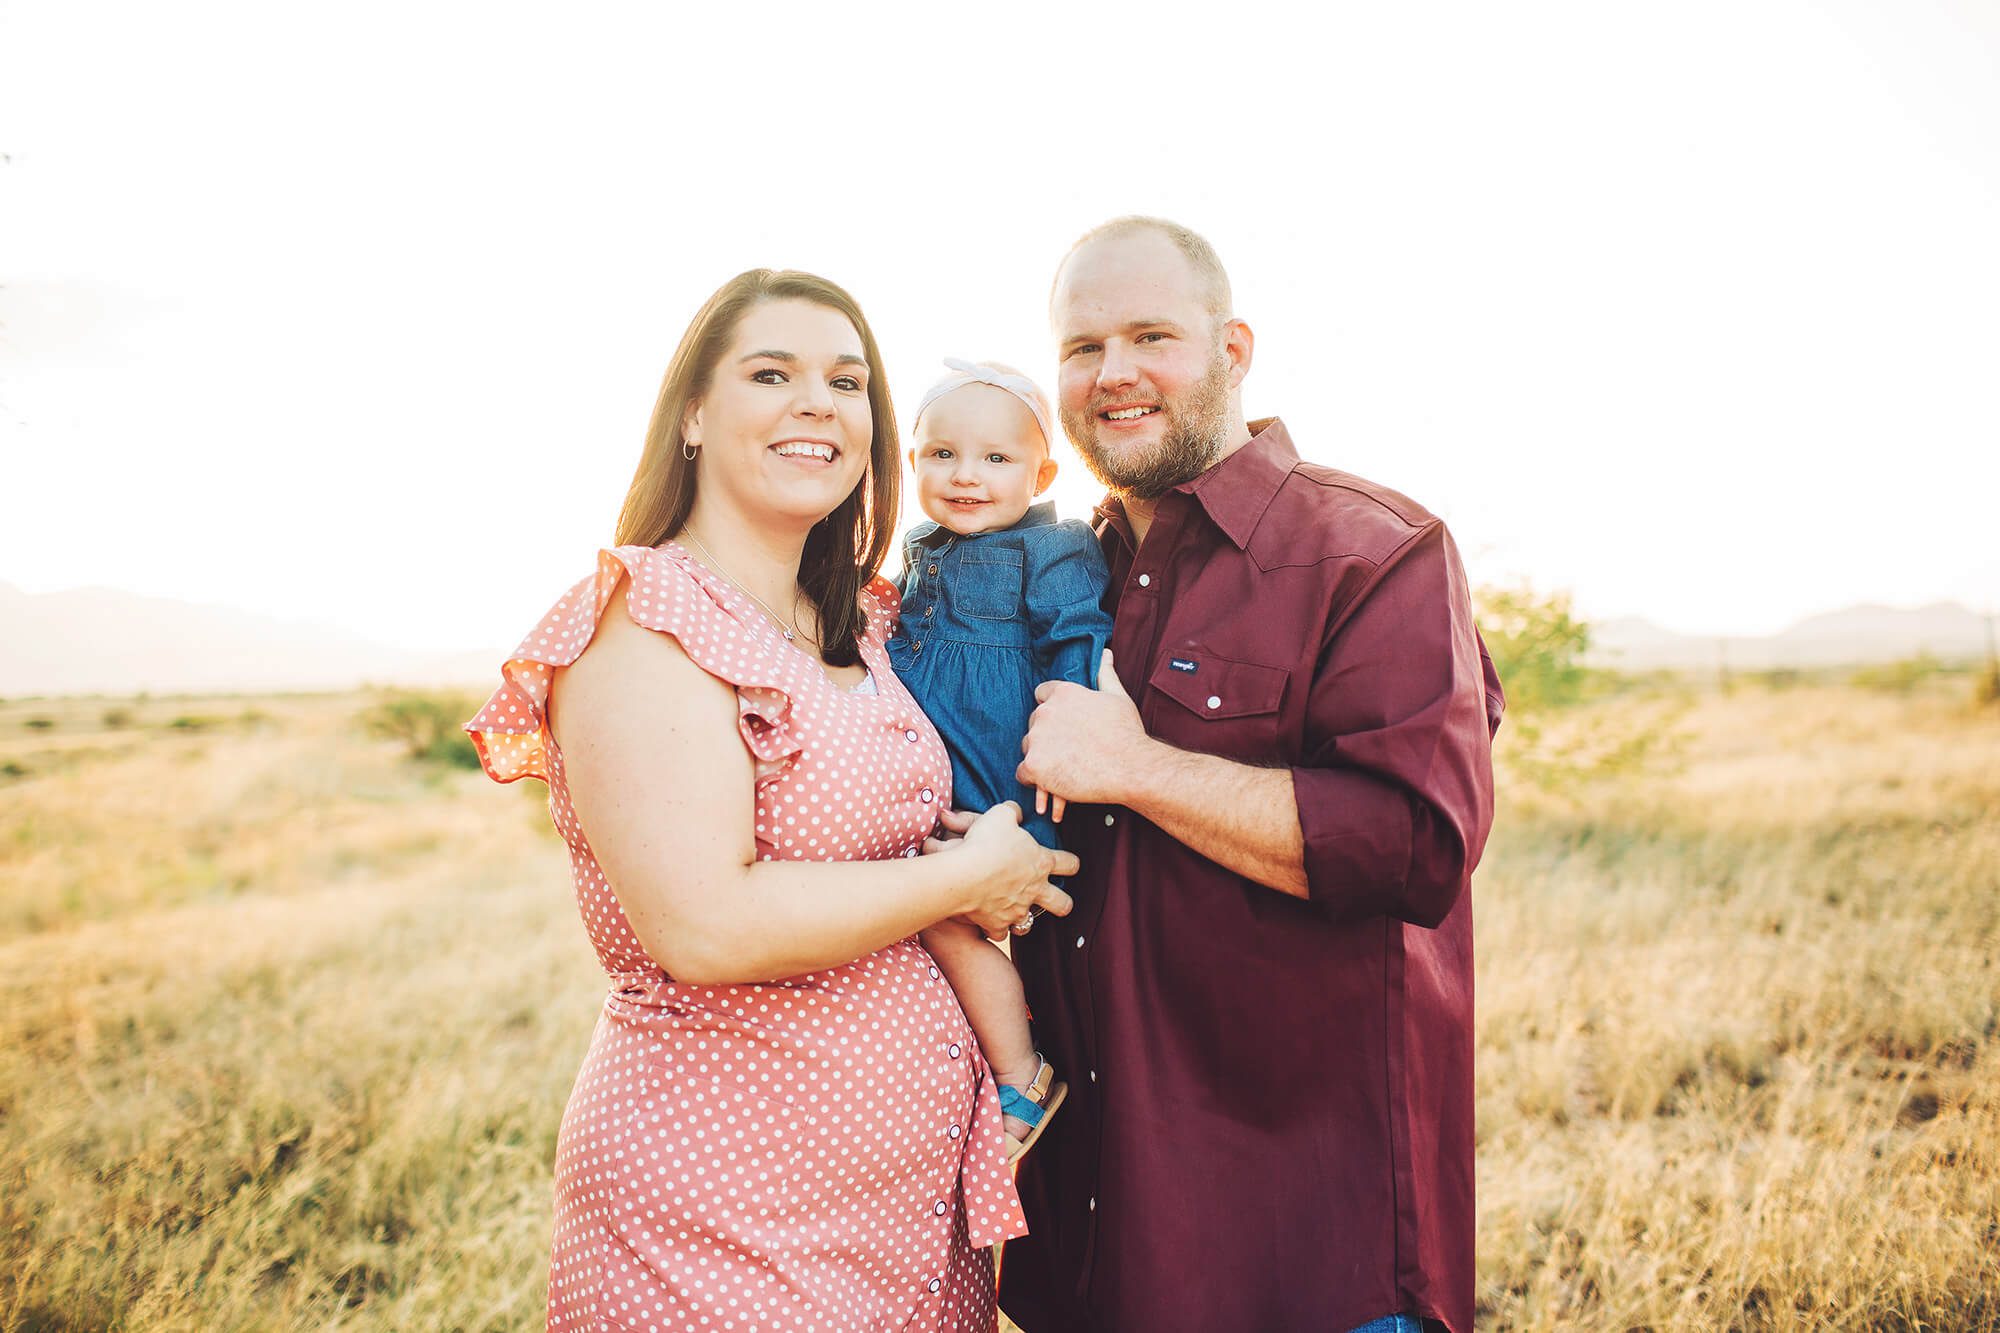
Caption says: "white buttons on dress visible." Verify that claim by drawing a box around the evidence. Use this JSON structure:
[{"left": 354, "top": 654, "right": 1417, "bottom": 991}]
[
  {"left": 933, "top": 1200, "right": 948, "bottom": 1216},
  {"left": 927, "top": 1278, "right": 941, "bottom": 1294},
  {"left": 903, "top": 846, "right": 919, "bottom": 858},
  {"left": 1103, "top": 813, "right": 1115, "bottom": 826},
  {"left": 905, "top": 729, "right": 920, "bottom": 743},
  {"left": 1206, "top": 695, "right": 1221, "bottom": 709},
  {"left": 920, "top": 788, "right": 935, "bottom": 803},
  {"left": 1137, "top": 573, "right": 1151, "bottom": 587},
  {"left": 947, "top": 1123, "right": 961, "bottom": 1140},
  {"left": 948, "top": 1043, "right": 961, "bottom": 1058},
  {"left": 929, "top": 965, "right": 940, "bottom": 980}
]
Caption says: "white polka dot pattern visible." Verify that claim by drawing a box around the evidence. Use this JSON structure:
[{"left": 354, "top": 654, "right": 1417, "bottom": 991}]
[{"left": 466, "top": 544, "right": 1026, "bottom": 1331}]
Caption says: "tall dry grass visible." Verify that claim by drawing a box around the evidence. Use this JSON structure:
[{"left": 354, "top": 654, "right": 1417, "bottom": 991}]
[
  {"left": 2, "top": 679, "right": 1995, "bottom": 1330},
  {"left": 1476, "top": 681, "right": 1998, "bottom": 1329},
  {"left": 2, "top": 696, "right": 588, "bottom": 1331}
]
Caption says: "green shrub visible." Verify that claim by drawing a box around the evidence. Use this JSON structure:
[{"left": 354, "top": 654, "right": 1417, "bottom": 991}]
[
  {"left": 23, "top": 717, "right": 55, "bottom": 731},
  {"left": 361, "top": 692, "right": 484, "bottom": 770},
  {"left": 102, "top": 707, "right": 134, "bottom": 729},
  {"left": 1475, "top": 584, "right": 1591, "bottom": 713},
  {"left": 1849, "top": 653, "right": 1946, "bottom": 694},
  {"left": 1476, "top": 583, "right": 1681, "bottom": 795},
  {"left": 168, "top": 715, "right": 223, "bottom": 732}
]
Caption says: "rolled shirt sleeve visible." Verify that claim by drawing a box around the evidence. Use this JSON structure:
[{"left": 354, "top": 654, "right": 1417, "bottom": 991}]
[{"left": 1293, "top": 520, "right": 1501, "bottom": 927}]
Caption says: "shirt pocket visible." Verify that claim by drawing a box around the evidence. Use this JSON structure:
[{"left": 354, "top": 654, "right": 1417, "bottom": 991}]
[
  {"left": 1145, "top": 650, "right": 1291, "bottom": 763},
  {"left": 956, "top": 546, "right": 1025, "bottom": 621}
]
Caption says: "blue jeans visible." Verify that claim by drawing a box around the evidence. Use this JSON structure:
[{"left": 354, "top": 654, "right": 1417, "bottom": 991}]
[{"left": 1345, "top": 1317, "right": 1440, "bottom": 1333}]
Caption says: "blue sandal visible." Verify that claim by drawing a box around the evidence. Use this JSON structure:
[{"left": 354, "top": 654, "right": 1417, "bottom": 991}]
[{"left": 998, "top": 1054, "right": 1068, "bottom": 1162}]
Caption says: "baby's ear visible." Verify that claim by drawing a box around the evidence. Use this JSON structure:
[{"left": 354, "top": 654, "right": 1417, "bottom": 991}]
[
  {"left": 1034, "top": 455, "right": 1059, "bottom": 495},
  {"left": 906, "top": 448, "right": 918, "bottom": 473}
]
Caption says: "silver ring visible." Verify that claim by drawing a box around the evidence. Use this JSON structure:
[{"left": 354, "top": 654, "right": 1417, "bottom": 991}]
[{"left": 1010, "top": 914, "right": 1035, "bottom": 935}]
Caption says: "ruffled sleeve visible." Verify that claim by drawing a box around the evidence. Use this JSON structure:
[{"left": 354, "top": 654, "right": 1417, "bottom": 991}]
[
  {"left": 861, "top": 574, "right": 902, "bottom": 647},
  {"left": 464, "top": 544, "right": 806, "bottom": 785}
]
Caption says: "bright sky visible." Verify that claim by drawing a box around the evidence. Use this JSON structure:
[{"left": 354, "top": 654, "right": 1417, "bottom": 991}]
[{"left": 4, "top": 1, "right": 1996, "bottom": 654}]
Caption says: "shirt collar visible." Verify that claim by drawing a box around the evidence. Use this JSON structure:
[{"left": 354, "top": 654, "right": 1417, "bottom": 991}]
[
  {"left": 1093, "top": 418, "right": 1300, "bottom": 552},
  {"left": 909, "top": 500, "right": 1059, "bottom": 549}
]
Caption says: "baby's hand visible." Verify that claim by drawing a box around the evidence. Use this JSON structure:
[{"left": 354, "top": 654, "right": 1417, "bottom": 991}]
[{"left": 921, "top": 806, "right": 977, "bottom": 855}]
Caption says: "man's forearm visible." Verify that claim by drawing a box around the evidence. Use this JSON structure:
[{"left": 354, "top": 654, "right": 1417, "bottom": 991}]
[{"left": 1119, "top": 737, "right": 1308, "bottom": 899}]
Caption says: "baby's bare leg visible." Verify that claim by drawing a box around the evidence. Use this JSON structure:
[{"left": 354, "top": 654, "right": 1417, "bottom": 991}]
[{"left": 920, "top": 918, "right": 1039, "bottom": 1096}]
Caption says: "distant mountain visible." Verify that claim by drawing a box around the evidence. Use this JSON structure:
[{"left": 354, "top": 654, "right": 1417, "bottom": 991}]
[
  {"left": 1589, "top": 601, "right": 1993, "bottom": 670},
  {"left": 0, "top": 583, "right": 490, "bottom": 697},
  {"left": 4, "top": 582, "right": 1991, "bottom": 695}
]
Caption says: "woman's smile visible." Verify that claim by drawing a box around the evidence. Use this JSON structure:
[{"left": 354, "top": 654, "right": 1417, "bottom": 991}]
[{"left": 769, "top": 438, "right": 841, "bottom": 466}]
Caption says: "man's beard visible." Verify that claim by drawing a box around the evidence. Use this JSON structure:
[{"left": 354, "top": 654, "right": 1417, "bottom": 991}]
[{"left": 1062, "top": 345, "right": 1233, "bottom": 501}]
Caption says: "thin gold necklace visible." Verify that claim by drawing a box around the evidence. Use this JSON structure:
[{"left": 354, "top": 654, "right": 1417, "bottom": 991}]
[{"left": 679, "top": 528, "right": 811, "bottom": 646}]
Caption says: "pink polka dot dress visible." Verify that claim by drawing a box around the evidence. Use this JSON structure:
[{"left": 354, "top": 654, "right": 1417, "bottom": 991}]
[{"left": 467, "top": 544, "right": 1027, "bottom": 1332}]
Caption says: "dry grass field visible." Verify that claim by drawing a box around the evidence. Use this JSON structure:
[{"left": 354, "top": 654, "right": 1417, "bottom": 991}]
[{"left": 2, "top": 676, "right": 1995, "bottom": 1331}]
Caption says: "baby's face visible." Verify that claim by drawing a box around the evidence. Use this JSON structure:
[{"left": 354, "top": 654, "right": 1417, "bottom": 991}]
[{"left": 908, "top": 385, "right": 1058, "bottom": 536}]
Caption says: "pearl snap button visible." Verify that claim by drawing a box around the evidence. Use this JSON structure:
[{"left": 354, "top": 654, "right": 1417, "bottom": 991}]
[
  {"left": 1089, "top": 1069, "right": 1097, "bottom": 1082},
  {"left": 933, "top": 1200, "right": 947, "bottom": 1216},
  {"left": 927, "top": 1278, "right": 941, "bottom": 1294},
  {"left": 1206, "top": 695, "right": 1221, "bottom": 709},
  {"left": 1089, "top": 1197, "right": 1097, "bottom": 1211},
  {"left": 927, "top": 564, "right": 939, "bottom": 576},
  {"left": 1075, "top": 936, "right": 1085, "bottom": 949},
  {"left": 1137, "top": 573, "right": 1151, "bottom": 587},
  {"left": 1103, "top": 813, "right": 1115, "bottom": 826},
  {"left": 928, "top": 965, "right": 940, "bottom": 979},
  {"left": 905, "top": 729, "right": 920, "bottom": 742},
  {"left": 947, "top": 1123, "right": 961, "bottom": 1139},
  {"left": 903, "top": 847, "right": 919, "bottom": 858},
  {"left": 948, "top": 1043, "right": 961, "bottom": 1058},
  {"left": 920, "top": 788, "right": 935, "bottom": 803}
]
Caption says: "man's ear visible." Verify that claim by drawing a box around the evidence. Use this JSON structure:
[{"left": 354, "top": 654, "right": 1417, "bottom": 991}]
[
  {"left": 1034, "top": 455, "right": 1059, "bottom": 495},
  {"left": 1222, "top": 317, "right": 1255, "bottom": 391}
]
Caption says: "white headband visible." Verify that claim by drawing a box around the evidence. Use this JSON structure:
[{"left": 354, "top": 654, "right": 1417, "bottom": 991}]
[{"left": 912, "top": 358, "right": 1052, "bottom": 449}]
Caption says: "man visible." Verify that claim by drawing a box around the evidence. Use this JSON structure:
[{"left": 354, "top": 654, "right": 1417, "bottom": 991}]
[{"left": 999, "top": 217, "right": 1503, "bottom": 1333}]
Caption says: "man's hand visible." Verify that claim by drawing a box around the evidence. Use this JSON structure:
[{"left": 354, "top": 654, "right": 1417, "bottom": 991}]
[{"left": 1019, "top": 650, "right": 1151, "bottom": 809}]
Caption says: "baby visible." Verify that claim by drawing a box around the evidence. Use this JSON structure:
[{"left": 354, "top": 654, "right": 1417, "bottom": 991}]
[{"left": 888, "top": 359, "right": 1113, "bottom": 1159}]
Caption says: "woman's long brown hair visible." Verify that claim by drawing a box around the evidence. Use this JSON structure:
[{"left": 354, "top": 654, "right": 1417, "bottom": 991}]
[{"left": 613, "top": 270, "right": 900, "bottom": 667}]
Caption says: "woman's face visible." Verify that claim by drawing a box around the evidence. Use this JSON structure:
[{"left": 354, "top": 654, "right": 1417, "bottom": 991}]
[{"left": 684, "top": 298, "right": 875, "bottom": 530}]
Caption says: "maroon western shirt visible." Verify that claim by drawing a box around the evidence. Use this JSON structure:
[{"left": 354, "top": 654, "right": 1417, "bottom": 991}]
[{"left": 998, "top": 419, "right": 1502, "bottom": 1333}]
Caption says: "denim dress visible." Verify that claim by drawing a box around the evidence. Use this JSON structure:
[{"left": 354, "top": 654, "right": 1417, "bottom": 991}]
[{"left": 886, "top": 502, "right": 1113, "bottom": 852}]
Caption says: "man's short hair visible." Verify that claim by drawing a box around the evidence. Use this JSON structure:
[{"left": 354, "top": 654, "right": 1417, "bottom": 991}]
[{"left": 1053, "top": 215, "right": 1234, "bottom": 321}]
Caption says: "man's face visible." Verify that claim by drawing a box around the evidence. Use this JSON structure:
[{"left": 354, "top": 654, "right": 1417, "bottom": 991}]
[{"left": 1051, "top": 231, "right": 1235, "bottom": 500}]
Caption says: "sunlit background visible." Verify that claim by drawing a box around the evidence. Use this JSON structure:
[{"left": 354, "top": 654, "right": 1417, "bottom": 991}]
[
  {"left": 6, "top": 9, "right": 1999, "bottom": 1330},
  {"left": 6, "top": 0, "right": 1996, "bottom": 680}
]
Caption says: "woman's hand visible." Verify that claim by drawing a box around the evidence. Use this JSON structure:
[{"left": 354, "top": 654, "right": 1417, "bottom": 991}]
[{"left": 926, "top": 803, "right": 1076, "bottom": 941}]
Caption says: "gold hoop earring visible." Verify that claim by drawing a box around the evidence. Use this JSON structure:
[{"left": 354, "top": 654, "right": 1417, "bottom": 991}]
[{"left": 682, "top": 439, "right": 699, "bottom": 461}]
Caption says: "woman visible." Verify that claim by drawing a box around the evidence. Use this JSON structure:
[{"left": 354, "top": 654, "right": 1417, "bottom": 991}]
[{"left": 466, "top": 269, "right": 1075, "bottom": 1332}]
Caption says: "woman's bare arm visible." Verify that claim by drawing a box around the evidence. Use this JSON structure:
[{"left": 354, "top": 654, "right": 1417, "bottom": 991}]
[{"left": 551, "top": 580, "right": 1073, "bottom": 985}]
